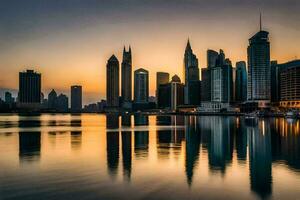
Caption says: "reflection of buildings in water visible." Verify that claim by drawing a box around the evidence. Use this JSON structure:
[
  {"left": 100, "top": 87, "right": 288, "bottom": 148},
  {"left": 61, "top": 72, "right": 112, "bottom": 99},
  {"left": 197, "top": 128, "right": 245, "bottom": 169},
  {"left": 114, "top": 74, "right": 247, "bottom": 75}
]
[
  {"left": 19, "top": 132, "right": 41, "bottom": 163},
  {"left": 70, "top": 118, "right": 82, "bottom": 150},
  {"left": 121, "top": 114, "right": 131, "bottom": 127},
  {"left": 106, "top": 131, "right": 119, "bottom": 179},
  {"left": 122, "top": 131, "right": 132, "bottom": 181},
  {"left": 18, "top": 115, "right": 41, "bottom": 128},
  {"left": 106, "top": 114, "right": 119, "bottom": 129},
  {"left": 271, "top": 118, "right": 300, "bottom": 170},
  {"left": 184, "top": 116, "right": 201, "bottom": 186},
  {"left": 156, "top": 115, "right": 171, "bottom": 126},
  {"left": 156, "top": 115, "right": 184, "bottom": 160},
  {"left": 236, "top": 118, "right": 247, "bottom": 161},
  {"left": 134, "top": 131, "right": 149, "bottom": 159},
  {"left": 157, "top": 130, "right": 172, "bottom": 159},
  {"left": 134, "top": 114, "right": 149, "bottom": 126},
  {"left": 71, "top": 131, "right": 82, "bottom": 150},
  {"left": 208, "top": 117, "right": 233, "bottom": 173},
  {"left": 248, "top": 119, "right": 272, "bottom": 199}
]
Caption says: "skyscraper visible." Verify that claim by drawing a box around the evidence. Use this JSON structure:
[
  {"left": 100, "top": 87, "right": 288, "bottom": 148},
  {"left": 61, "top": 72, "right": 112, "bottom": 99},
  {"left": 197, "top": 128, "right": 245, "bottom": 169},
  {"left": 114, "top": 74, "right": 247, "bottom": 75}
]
[
  {"left": 106, "top": 55, "right": 120, "bottom": 108},
  {"left": 5, "top": 92, "right": 14, "bottom": 104},
  {"left": 134, "top": 68, "right": 149, "bottom": 104},
  {"left": 156, "top": 72, "right": 169, "bottom": 103},
  {"left": 210, "top": 50, "right": 233, "bottom": 103},
  {"left": 19, "top": 69, "right": 41, "bottom": 107},
  {"left": 71, "top": 85, "right": 82, "bottom": 112},
  {"left": 247, "top": 15, "right": 271, "bottom": 106},
  {"left": 48, "top": 89, "right": 57, "bottom": 109},
  {"left": 235, "top": 61, "right": 248, "bottom": 102},
  {"left": 157, "top": 75, "right": 184, "bottom": 110},
  {"left": 56, "top": 94, "right": 69, "bottom": 112},
  {"left": 277, "top": 60, "right": 300, "bottom": 108},
  {"left": 170, "top": 75, "right": 184, "bottom": 110},
  {"left": 201, "top": 68, "right": 211, "bottom": 102},
  {"left": 121, "top": 46, "right": 132, "bottom": 108},
  {"left": 183, "top": 39, "right": 199, "bottom": 104}
]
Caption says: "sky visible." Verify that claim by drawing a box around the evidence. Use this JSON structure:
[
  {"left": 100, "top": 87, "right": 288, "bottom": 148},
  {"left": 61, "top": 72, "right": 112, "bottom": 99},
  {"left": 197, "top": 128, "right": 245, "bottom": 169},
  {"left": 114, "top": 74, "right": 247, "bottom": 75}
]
[{"left": 0, "top": 0, "right": 300, "bottom": 105}]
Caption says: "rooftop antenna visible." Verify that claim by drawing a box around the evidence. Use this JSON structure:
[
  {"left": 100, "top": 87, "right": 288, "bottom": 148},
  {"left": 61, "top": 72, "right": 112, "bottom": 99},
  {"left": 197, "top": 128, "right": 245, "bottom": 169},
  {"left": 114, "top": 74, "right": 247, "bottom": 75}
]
[{"left": 260, "top": 12, "right": 262, "bottom": 31}]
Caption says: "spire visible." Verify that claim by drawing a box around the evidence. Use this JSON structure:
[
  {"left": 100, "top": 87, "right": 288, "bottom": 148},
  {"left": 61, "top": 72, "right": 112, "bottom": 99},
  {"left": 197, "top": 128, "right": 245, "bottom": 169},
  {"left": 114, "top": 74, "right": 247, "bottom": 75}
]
[
  {"left": 123, "top": 45, "right": 126, "bottom": 53},
  {"left": 186, "top": 38, "right": 191, "bottom": 51},
  {"left": 129, "top": 45, "right": 131, "bottom": 53},
  {"left": 260, "top": 12, "right": 262, "bottom": 31}
]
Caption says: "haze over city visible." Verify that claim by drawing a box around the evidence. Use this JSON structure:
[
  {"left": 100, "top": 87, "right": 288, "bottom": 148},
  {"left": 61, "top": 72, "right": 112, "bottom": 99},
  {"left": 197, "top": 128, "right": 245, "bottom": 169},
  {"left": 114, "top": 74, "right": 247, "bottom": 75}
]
[{"left": 1, "top": 0, "right": 300, "bottom": 104}]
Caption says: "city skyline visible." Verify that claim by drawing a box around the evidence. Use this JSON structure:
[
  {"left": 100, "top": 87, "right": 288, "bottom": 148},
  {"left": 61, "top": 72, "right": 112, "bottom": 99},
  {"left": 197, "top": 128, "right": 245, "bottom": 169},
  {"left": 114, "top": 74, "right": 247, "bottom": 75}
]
[{"left": 1, "top": 1, "right": 300, "bottom": 104}]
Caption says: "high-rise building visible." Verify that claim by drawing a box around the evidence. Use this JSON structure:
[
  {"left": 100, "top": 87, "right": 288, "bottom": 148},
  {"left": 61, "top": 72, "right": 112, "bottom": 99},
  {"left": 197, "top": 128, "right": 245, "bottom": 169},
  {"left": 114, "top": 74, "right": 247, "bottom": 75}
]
[
  {"left": 106, "top": 55, "right": 120, "bottom": 108},
  {"left": 5, "top": 92, "right": 14, "bottom": 104},
  {"left": 71, "top": 85, "right": 82, "bottom": 112},
  {"left": 247, "top": 16, "right": 271, "bottom": 106},
  {"left": 183, "top": 39, "right": 199, "bottom": 104},
  {"left": 201, "top": 68, "right": 211, "bottom": 102},
  {"left": 48, "top": 89, "right": 57, "bottom": 109},
  {"left": 121, "top": 46, "right": 132, "bottom": 107},
  {"left": 211, "top": 50, "right": 233, "bottom": 103},
  {"left": 170, "top": 75, "right": 185, "bottom": 110},
  {"left": 56, "top": 94, "right": 69, "bottom": 112},
  {"left": 270, "top": 60, "right": 280, "bottom": 103},
  {"left": 19, "top": 69, "right": 41, "bottom": 107},
  {"left": 235, "top": 61, "right": 247, "bottom": 102},
  {"left": 157, "top": 75, "right": 184, "bottom": 110},
  {"left": 276, "top": 60, "right": 300, "bottom": 108},
  {"left": 134, "top": 68, "right": 149, "bottom": 104},
  {"left": 207, "top": 49, "right": 219, "bottom": 69},
  {"left": 156, "top": 72, "right": 169, "bottom": 95}
]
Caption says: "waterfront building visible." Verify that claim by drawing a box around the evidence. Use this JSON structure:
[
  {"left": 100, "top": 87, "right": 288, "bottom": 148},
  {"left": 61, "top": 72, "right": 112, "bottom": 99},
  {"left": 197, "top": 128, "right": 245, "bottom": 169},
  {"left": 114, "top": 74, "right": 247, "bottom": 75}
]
[
  {"left": 157, "top": 75, "right": 184, "bottom": 110},
  {"left": 183, "top": 39, "right": 199, "bottom": 104},
  {"left": 48, "top": 89, "right": 57, "bottom": 109},
  {"left": 247, "top": 16, "right": 271, "bottom": 107},
  {"left": 134, "top": 68, "right": 149, "bottom": 104},
  {"left": 5, "top": 92, "right": 14, "bottom": 104},
  {"left": 235, "top": 61, "right": 248, "bottom": 102},
  {"left": 121, "top": 46, "right": 132, "bottom": 108},
  {"left": 56, "top": 94, "right": 68, "bottom": 112},
  {"left": 156, "top": 72, "right": 169, "bottom": 102},
  {"left": 278, "top": 60, "right": 300, "bottom": 108},
  {"left": 18, "top": 69, "right": 41, "bottom": 108},
  {"left": 201, "top": 68, "right": 211, "bottom": 102},
  {"left": 71, "top": 85, "right": 82, "bottom": 112},
  {"left": 211, "top": 50, "right": 233, "bottom": 103},
  {"left": 106, "top": 55, "right": 120, "bottom": 108},
  {"left": 271, "top": 61, "right": 280, "bottom": 103}
]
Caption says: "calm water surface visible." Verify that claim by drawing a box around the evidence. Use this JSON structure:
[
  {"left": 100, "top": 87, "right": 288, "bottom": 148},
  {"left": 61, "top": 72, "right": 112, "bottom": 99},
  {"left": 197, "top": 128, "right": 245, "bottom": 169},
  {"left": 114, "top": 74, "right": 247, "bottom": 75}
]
[{"left": 0, "top": 114, "right": 300, "bottom": 200}]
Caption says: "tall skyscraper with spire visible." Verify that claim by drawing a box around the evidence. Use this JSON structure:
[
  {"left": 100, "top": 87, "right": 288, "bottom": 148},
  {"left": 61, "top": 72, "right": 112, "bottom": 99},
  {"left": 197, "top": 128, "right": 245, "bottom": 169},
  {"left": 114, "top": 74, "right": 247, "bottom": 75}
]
[
  {"left": 183, "top": 39, "right": 200, "bottom": 104},
  {"left": 247, "top": 14, "right": 271, "bottom": 106},
  {"left": 106, "top": 55, "right": 120, "bottom": 108},
  {"left": 121, "top": 46, "right": 132, "bottom": 108}
]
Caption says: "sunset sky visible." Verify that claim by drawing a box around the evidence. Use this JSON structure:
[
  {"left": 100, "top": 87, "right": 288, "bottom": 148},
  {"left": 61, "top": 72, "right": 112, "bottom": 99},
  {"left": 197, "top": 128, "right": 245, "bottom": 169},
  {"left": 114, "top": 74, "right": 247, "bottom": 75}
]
[{"left": 0, "top": 0, "right": 300, "bottom": 104}]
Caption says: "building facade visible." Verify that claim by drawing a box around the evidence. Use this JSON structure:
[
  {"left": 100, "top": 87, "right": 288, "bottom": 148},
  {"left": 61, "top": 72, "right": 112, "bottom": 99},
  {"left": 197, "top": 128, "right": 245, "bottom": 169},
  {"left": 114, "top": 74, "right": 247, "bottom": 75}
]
[
  {"left": 71, "top": 85, "right": 82, "bottom": 112},
  {"left": 247, "top": 30, "right": 271, "bottom": 105},
  {"left": 235, "top": 61, "right": 248, "bottom": 102},
  {"left": 183, "top": 39, "right": 199, "bottom": 104},
  {"left": 210, "top": 50, "right": 233, "bottom": 103},
  {"left": 106, "top": 55, "right": 120, "bottom": 108},
  {"left": 156, "top": 72, "right": 169, "bottom": 98},
  {"left": 157, "top": 75, "right": 184, "bottom": 110},
  {"left": 278, "top": 60, "right": 300, "bottom": 108},
  {"left": 134, "top": 68, "right": 149, "bottom": 104},
  {"left": 121, "top": 46, "right": 132, "bottom": 107},
  {"left": 19, "top": 70, "right": 41, "bottom": 107}
]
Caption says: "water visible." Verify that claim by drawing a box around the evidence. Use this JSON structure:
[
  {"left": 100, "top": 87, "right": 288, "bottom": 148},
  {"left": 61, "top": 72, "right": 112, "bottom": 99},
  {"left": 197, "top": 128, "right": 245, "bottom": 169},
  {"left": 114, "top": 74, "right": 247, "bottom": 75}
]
[{"left": 0, "top": 114, "right": 299, "bottom": 200}]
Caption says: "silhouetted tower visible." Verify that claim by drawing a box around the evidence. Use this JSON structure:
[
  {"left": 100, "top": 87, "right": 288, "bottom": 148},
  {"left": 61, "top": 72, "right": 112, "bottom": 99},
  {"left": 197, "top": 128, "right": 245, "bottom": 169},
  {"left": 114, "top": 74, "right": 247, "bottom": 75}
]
[
  {"left": 121, "top": 46, "right": 132, "bottom": 107},
  {"left": 106, "top": 55, "right": 120, "bottom": 107}
]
